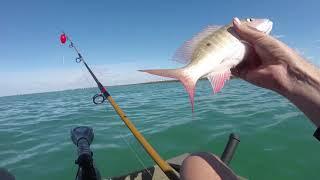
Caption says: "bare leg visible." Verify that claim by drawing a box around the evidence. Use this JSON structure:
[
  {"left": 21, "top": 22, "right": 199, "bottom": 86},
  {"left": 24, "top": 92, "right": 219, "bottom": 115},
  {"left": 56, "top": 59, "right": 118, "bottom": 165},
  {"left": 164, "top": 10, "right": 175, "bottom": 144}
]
[{"left": 180, "top": 152, "right": 238, "bottom": 180}]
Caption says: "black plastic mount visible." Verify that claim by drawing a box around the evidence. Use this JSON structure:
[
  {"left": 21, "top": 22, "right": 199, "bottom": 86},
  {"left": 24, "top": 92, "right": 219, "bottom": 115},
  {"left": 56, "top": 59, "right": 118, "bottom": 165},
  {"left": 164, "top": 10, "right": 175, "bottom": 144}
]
[
  {"left": 71, "top": 126, "right": 101, "bottom": 180},
  {"left": 221, "top": 133, "right": 240, "bottom": 165}
]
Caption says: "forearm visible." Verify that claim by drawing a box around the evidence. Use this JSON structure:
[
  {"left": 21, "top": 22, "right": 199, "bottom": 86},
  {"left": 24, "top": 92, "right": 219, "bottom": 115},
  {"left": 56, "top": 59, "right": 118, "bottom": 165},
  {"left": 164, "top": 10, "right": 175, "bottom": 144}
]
[{"left": 281, "top": 56, "right": 320, "bottom": 127}]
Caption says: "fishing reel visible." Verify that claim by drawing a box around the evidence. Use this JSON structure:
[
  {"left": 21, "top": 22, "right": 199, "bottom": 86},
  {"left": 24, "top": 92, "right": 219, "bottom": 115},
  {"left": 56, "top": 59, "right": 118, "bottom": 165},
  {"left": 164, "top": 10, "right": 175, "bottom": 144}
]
[
  {"left": 60, "top": 32, "right": 107, "bottom": 105},
  {"left": 92, "top": 93, "right": 106, "bottom": 105}
]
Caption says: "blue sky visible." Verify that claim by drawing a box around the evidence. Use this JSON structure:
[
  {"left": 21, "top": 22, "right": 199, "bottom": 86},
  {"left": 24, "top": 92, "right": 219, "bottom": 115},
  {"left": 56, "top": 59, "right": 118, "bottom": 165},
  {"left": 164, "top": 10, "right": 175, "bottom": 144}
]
[{"left": 0, "top": 0, "right": 319, "bottom": 96}]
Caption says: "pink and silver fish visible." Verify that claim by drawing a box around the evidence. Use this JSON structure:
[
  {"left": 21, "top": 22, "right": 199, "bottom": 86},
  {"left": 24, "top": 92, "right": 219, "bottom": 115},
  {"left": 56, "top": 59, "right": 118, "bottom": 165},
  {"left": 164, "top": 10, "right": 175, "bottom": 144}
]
[{"left": 140, "top": 18, "right": 273, "bottom": 111}]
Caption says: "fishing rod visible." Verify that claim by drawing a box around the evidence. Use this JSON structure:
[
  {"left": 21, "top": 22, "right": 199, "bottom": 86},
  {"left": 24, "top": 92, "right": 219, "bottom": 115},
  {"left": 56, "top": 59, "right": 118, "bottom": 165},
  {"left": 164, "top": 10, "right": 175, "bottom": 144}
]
[{"left": 59, "top": 33, "right": 179, "bottom": 180}]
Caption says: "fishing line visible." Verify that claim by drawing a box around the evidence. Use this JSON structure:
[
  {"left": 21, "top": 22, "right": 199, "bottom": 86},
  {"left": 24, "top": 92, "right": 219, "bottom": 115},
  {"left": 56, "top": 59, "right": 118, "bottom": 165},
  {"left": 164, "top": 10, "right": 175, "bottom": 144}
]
[
  {"left": 60, "top": 32, "right": 179, "bottom": 180},
  {"left": 116, "top": 125, "right": 153, "bottom": 177},
  {"left": 61, "top": 33, "right": 151, "bottom": 174},
  {"left": 108, "top": 103, "right": 153, "bottom": 176}
]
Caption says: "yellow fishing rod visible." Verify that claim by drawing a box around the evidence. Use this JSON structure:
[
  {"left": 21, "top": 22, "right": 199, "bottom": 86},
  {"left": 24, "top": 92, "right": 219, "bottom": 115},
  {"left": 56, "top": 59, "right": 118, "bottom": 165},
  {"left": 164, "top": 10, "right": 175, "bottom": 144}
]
[{"left": 60, "top": 33, "right": 179, "bottom": 180}]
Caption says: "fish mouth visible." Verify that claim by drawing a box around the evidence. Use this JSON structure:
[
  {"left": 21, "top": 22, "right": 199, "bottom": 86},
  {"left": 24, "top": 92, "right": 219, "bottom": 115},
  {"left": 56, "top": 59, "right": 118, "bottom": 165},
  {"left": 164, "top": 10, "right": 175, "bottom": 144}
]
[
  {"left": 256, "top": 19, "right": 273, "bottom": 34},
  {"left": 265, "top": 21, "right": 273, "bottom": 34}
]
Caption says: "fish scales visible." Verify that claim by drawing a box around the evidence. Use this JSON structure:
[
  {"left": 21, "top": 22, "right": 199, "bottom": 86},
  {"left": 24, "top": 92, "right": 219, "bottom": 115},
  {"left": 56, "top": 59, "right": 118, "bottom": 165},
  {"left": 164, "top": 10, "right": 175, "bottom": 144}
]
[{"left": 140, "top": 18, "right": 273, "bottom": 111}]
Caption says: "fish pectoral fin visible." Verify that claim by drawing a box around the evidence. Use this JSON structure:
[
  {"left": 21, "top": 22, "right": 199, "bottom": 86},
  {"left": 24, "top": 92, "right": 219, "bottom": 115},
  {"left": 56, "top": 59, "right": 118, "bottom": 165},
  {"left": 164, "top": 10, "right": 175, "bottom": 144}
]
[
  {"left": 173, "top": 25, "right": 222, "bottom": 64},
  {"left": 207, "top": 70, "right": 231, "bottom": 94}
]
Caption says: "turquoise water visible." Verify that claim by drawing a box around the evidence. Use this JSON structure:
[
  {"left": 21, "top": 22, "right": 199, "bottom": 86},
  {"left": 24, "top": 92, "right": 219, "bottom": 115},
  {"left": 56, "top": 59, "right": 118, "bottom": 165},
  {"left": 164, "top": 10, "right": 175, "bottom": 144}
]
[{"left": 0, "top": 79, "right": 319, "bottom": 180}]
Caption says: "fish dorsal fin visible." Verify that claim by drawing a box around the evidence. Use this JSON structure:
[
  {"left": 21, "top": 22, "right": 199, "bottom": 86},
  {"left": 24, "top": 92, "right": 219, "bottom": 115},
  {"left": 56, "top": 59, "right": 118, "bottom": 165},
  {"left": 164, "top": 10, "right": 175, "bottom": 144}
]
[
  {"left": 173, "top": 25, "right": 222, "bottom": 64},
  {"left": 207, "top": 70, "right": 231, "bottom": 94}
]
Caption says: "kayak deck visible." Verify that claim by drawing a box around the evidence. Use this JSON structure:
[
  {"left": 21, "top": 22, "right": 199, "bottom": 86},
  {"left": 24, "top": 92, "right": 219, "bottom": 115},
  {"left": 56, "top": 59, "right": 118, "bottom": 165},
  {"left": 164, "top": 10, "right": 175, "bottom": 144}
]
[{"left": 108, "top": 153, "right": 189, "bottom": 180}]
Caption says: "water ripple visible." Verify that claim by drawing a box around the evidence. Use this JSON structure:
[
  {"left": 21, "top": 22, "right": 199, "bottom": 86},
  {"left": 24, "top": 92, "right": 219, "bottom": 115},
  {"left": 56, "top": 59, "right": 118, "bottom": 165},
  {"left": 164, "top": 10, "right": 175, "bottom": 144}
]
[{"left": 0, "top": 79, "right": 316, "bottom": 179}]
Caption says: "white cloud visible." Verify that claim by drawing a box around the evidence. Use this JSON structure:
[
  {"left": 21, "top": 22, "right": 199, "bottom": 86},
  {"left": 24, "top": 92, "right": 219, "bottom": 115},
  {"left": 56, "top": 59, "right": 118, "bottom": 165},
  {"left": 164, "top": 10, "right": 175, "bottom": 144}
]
[
  {"left": 293, "top": 48, "right": 305, "bottom": 56},
  {"left": 273, "top": 34, "right": 285, "bottom": 39},
  {"left": 306, "top": 56, "right": 314, "bottom": 60},
  {"left": 292, "top": 48, "right": 320, "bottom": 66},
  {"left": 0, "top": 62, "right": 169, "bottom": 97}
]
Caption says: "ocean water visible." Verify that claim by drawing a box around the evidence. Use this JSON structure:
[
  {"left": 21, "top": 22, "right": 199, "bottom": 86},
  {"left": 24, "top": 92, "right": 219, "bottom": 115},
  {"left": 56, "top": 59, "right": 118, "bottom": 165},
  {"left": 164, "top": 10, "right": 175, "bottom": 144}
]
[{"left": 0, "top": 79, "right": 319, "bottom": 180}]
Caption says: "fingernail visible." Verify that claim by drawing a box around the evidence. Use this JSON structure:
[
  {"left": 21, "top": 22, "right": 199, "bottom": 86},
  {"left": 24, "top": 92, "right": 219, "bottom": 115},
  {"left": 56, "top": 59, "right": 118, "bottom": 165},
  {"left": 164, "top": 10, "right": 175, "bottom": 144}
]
[{"left": 233, "top": 17, "right": 241, "bottom": 25}]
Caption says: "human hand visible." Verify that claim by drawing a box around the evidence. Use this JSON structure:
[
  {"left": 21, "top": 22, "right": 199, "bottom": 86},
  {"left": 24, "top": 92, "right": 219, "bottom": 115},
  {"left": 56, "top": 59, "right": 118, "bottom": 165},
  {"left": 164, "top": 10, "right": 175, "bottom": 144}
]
[
  {"left": 230, "top": 17, "right": 320, "bottom": 127},
  {"left": 230, "top": 17, "right": 301, "bottom": 94}
]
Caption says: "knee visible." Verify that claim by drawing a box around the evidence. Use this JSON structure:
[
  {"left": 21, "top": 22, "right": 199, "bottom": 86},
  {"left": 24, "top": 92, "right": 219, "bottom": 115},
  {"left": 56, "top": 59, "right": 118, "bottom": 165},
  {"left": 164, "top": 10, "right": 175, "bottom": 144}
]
[
  {"left": 180, "top": 152, "right": 222, "bottom": 180},
  {"left": 180, "top": 152, "right": 238, "bottom": 180}
]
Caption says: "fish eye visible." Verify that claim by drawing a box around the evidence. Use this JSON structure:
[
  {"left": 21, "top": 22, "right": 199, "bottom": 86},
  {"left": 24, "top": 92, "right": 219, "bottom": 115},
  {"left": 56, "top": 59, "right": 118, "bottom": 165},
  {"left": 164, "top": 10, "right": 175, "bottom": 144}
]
[{"left": 247, "top": 18, "right": 254, "bottom": 22}]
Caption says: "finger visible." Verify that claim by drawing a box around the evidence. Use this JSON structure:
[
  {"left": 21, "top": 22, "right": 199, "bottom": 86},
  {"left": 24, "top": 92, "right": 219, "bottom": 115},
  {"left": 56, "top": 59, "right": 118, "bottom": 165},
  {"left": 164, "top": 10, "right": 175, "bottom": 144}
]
[
  {"left": 246, "top": 68, "right": 269, "bottom": 81},
  {"left": 230, "top": 67, "right": 240, "bottom": 77},
  {"left": 232, "top": 17, "right": 267, "bottom": 44},
  {"left": 231, "top": 56, "right": 252, "bottom": 79},
  {"left": 231, "top": 55, "right": 252, "bottom": 79},
  {"left": 231, "top": 65, "right": 249, "bottom": 80},
  {"left": 231, "top": 59, "right": 247, "bottom": 78},
  {"left": 232, "top": 63, "right": 267, "bottom": 83}
]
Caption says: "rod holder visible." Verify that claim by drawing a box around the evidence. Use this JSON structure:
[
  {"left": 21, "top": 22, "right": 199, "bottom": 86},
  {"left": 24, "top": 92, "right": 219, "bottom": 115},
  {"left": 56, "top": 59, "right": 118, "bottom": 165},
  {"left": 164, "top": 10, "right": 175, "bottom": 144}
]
[{"left": 221, "top": 133, "right": 240, "bottom": 165}]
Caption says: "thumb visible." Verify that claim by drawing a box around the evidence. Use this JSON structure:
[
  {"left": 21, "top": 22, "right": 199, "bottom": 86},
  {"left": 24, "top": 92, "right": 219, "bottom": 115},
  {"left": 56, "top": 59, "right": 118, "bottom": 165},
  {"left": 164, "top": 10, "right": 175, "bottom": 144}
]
[{"left": 232, "top": 17, "right": 266, "bottom": 44}]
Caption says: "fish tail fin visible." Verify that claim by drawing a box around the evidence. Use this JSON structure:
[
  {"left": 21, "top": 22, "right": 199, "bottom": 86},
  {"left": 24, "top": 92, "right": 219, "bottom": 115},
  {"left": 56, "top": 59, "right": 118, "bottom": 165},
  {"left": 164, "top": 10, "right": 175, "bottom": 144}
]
[{"left": 139, "top": 68, "right": 198, "bottom": 112}]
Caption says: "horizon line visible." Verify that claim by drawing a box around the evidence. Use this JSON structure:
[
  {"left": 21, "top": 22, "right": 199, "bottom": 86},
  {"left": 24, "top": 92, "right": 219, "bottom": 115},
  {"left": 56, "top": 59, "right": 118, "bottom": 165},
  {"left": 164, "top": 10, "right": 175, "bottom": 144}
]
[{"left": 0, "top": 79, "right": 181, "bottom": 98}]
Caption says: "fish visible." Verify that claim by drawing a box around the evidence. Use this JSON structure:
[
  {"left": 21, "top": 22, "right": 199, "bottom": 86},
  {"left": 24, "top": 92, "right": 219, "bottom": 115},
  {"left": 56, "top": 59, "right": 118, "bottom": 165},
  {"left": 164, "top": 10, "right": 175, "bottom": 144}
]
[{"left": 139, "top": 18, "right": 273, "bottom": 111}]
